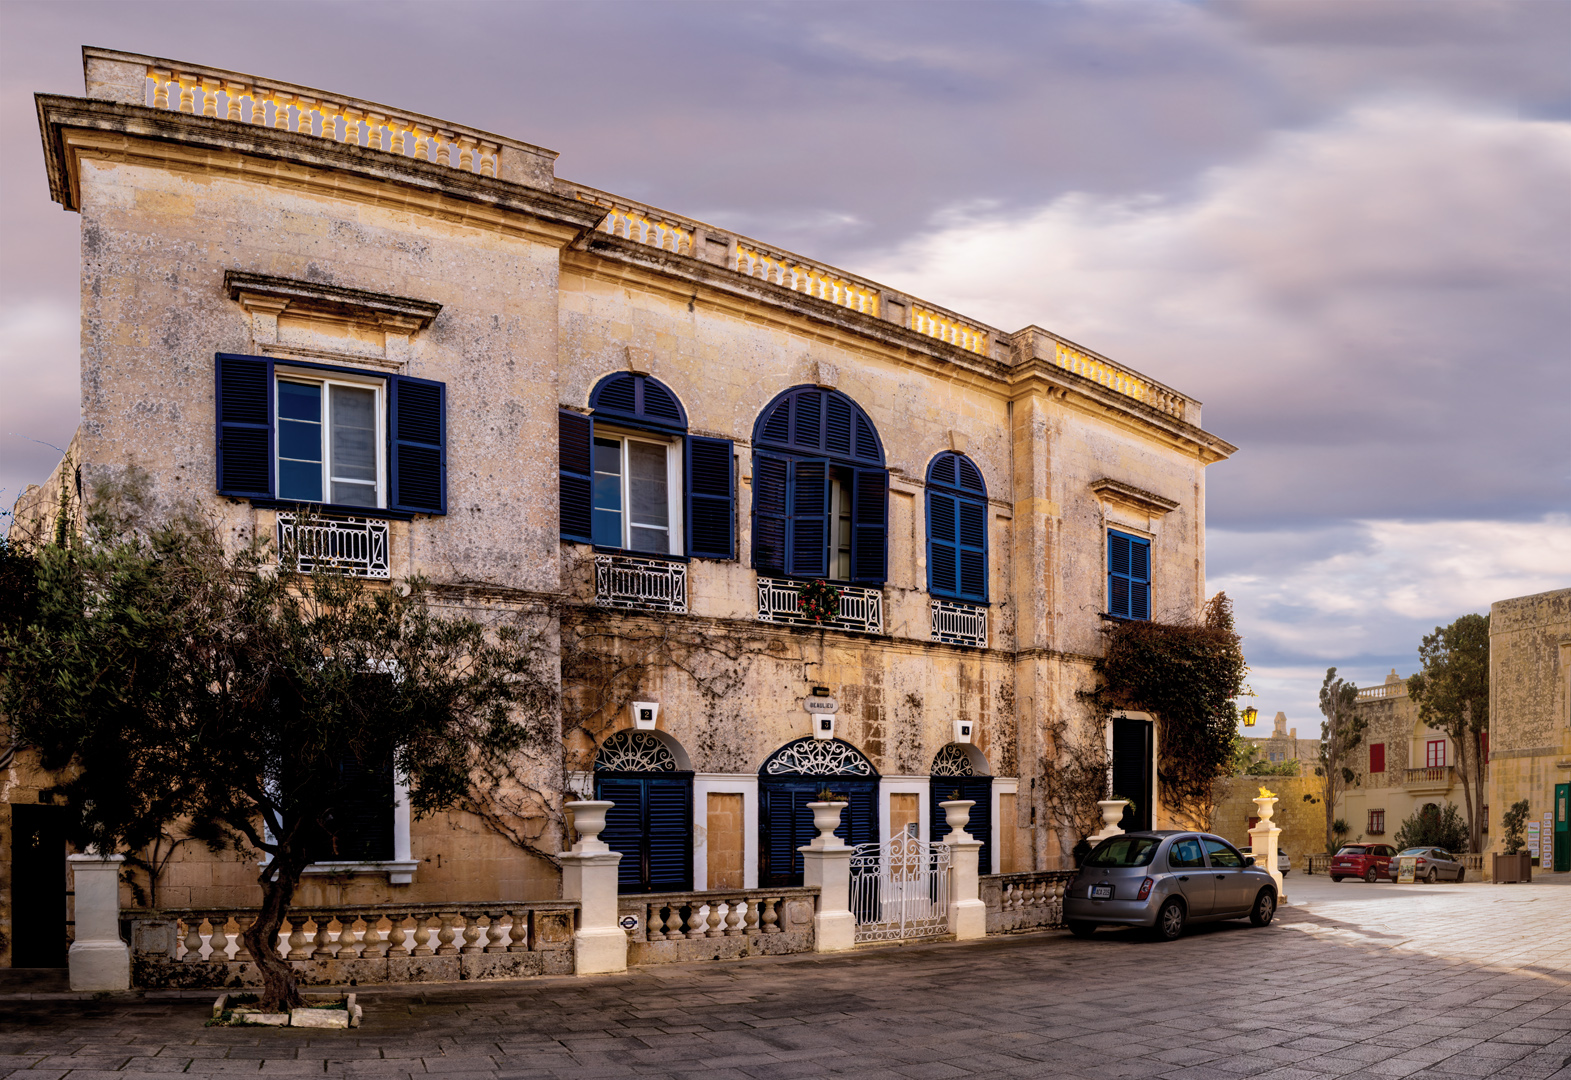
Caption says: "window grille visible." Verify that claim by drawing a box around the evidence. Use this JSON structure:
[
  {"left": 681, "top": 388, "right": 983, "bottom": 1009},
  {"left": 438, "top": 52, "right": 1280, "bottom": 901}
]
[
  {"left": 595, "top": 554, "right": 687, "bottom": 613},
  {"left": 1368, "top": 810, "right": 1385, "bottom": 835},
  {"left": 276, "top": 512, "right": 389, "bottom": 579},
  {"left": 756, "top": 577, "right": 882, "bottom": 634},
  {"left": 930, "top": 599, "right": 987, "bottom": 647}
]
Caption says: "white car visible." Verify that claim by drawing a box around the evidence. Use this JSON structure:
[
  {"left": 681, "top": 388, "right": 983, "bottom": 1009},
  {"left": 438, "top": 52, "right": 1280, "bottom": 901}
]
[{"left": 1239, "top": 846, "right": 1291, "bottom": 875}]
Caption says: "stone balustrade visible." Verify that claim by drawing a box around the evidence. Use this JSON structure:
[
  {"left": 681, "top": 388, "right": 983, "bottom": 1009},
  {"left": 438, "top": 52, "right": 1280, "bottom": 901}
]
[
  {"left": 980, "top": 870, "right": 1077, "bottom": 934},
  {"left": 574, "top": 186, "right": 698, "bottom": 256},
  {"left": 619, "top": 888, "right": 819, "bottom": 966},
  {"left": 735, "top": 242, "right": 881, "bottom": 316},
  {"left": 131, "top": 903, "right": 577, "bottom": 986},
  {"left": 1052, "top": 342, "right": 1185, "bottom": 419},
  {"left": 911, "top": 304, "right": 990, "bottom": 356}
]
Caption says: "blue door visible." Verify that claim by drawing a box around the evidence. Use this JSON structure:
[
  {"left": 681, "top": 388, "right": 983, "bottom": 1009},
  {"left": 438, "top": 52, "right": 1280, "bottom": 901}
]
[
  {"left": 930, "top": 776, "right": 993, "bottom": 874},
  {"left": 758, "top": 737, "right": 881, "bottom": 888},
  {"left": 595, "top": 773, "right": 694, "bottom": 893}
]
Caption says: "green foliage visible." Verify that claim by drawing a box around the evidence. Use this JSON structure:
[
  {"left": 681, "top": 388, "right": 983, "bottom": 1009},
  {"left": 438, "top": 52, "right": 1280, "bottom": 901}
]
[
  {"left": 1408, "top": 613, "right": 1490, "bottom": 852},
  {"left": 1317, "top": 668, "right": 1364, "bottom": 853},
  {"left": 0, "top": 477, "right": 554, "bottom": 1009},
  {"left": 1332, "top": 818, "right": 1350, "bottom": 838},
  {"left": 1501, "top": 799, "right": 1530, "bottom": 855},
  {"left": 1231, "top": 741, "right": 1302, "bottom": 777},
  {"left": 1393, "top": 803, "right": 1470, "bottom": 853},
  {"left": 1083, "top": 593, "right": 1248, "bottom": 828}
]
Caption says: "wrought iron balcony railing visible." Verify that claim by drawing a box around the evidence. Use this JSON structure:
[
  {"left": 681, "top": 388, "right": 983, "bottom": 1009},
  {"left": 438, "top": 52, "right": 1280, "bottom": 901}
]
[
  {"left": 276, "top": 512, "right": 390, "bottom": 579},
  {"left": 756, "top": 577, "right": 883, "bottom": 635},
  {"left": 930, "top": 599, "right": 988, "bottom": 647},
  {"left": 595, "top": 554, "right": 687, "bottom": 614}
]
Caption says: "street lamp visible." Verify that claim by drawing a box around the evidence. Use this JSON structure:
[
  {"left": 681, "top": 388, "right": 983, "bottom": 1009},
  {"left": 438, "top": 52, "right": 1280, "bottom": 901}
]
[{"left": 1242, "top": 706, "right": 1259, "bottom": 727}]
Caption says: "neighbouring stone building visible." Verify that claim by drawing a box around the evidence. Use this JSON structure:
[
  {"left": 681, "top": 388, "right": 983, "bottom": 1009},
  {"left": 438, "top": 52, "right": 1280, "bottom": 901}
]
[
  {"left": 1335, "top": 669, "right": 1482, "bottom": 852},
  {"left": 1486, "top": 588, "right": 1570, "bottom": 872},
  {"left": 1239, "top": 711, "right": 1319, "bottom": 775},
  {"left": 3, "top": 48, "right": 1235, "bottom": 968}
]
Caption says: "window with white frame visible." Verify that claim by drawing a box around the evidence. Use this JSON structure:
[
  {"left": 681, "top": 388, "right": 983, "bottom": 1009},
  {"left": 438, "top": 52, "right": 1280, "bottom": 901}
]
[
  {"left": 592, "top": 427, "right": 684, "bottom": 555},
  {"left": 277, "top": 371, "right": 385, "bottom": 508}
]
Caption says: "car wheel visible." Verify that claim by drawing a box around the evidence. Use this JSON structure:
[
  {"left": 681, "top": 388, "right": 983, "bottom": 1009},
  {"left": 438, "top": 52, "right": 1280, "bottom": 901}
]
[
  {"left": 1365, "top": 867, "right": 1378, "bottom": 883},
  {"left": 1330, "top": 875, "right": 1344, "bottom": 882},
  {"left": 1249, "top": 889, "right": 1276, "bottom": 927},
  {"left": 1153, "top": 899, "right": 1186, "bottom": 941},
  {"left": 1068, "top": 920, "right": 1096, "bottom": 939},
  {"left": 1456, "top": 868, "right": 1465, "bottom": 882},
  {"left": 1427, "top": 868, "right": 1439, "bottom": 883}
]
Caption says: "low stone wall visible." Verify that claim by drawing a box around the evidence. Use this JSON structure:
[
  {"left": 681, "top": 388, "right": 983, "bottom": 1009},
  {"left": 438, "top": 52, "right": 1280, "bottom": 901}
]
[
  {"left": 981, "top": 870, "right": 1076, "bottom": 934},
  {"left": 620, "top": 889, "right": 818, "bottom": 966}
]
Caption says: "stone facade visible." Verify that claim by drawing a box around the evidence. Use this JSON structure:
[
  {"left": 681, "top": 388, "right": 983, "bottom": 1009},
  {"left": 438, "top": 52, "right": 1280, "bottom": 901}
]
[
  {"left": 1485, "top": 588, "right": 1571, "bottom": 867},
  {"left": 1336, "top": 670, "right": 1478, "bottom": 852},
  {"left": 5, "top": 48, "right": 1235, "bottom": 965},
  {"left": 1240, "top": 711, "right": 1320, "bottom": 775},
  {"left": 1212, "top": 775, "right": 1321, "bottom": 868}
]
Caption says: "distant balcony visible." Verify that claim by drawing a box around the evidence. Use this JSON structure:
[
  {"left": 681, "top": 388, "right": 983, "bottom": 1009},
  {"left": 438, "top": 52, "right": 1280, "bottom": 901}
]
[
  {"left": 1405, "top": 766, "right": 1457, "bottom": 793},
  {"left": 595, "top": 554, "right": 687, "bottom": 614},
  {"left": 931, "top": 599, "right": 987, "bottom": 648},
  {"left": 276, "top": 512, "right": 390, "bottom": 579},
  {"left": 756, "top": 577, "right": 883, "bottom": 635}
]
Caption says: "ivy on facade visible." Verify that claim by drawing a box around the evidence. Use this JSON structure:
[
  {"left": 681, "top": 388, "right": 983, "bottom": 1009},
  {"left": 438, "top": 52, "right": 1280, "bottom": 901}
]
[{"left": 1082, "top": 593, "right": 1248, "bottom": 829}]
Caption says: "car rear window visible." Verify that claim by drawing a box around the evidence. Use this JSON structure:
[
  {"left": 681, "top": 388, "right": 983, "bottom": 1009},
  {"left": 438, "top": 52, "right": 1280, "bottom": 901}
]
[
  {"left": 1086, "top": 836, "right": 1159, "bottom": 867},
  {"left": 1399, "top": 848, "right": 1428, "bottom": 856},
  {"left": 1337, "top": 846, "right": 1369, "bottom": 855}
]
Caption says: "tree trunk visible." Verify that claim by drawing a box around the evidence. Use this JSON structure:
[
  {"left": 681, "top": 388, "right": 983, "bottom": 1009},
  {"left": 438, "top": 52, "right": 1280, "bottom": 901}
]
[{"left": 245, "top": 860, "right": 306, "bottom": 1013}]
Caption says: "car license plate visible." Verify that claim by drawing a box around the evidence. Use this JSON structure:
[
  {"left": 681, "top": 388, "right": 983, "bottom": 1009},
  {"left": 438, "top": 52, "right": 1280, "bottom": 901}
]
[{"left": 1090, "top": 884, "right": 1113, "bottom": 899}]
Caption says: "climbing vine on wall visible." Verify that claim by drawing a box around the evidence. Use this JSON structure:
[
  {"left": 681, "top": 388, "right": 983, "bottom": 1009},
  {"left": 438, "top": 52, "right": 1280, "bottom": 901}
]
[{"left": 1080, "top": 593, "right": 1248, "bottom": 829}]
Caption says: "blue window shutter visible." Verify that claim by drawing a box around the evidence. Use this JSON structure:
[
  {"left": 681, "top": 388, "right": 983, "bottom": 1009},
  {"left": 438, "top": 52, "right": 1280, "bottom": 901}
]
[
  {"left": 752, "top": 452, "right": 789, "bottom": 574},
  {"left": 686, "top": 437, "right": 734, "bottom": 559},
  {"left": 1130, "top": 535, "right": 1150, "bottom": 620},
  {"left": 215, "top": 354, "right": 273, "bottom": 498},
  {"left": 644, "top": 776, "right": 694, "bottom": 891},
  {"left": 928, "top": 491, "right": 958, "bottom": 595},
  {"left": 850, "top": 467, "right": 888, "bottom": 584},
  {"left": 788, "top": 459, "right": 830, "bottom": 578},
  {"left": 1107, "top": 531, "right": 1150, "bottom": 619},
  {"left": 389, "top": 376, "right": 446, "bottom": 514},
  {"left": 930, "top": 776, "right": 992, "bottom": 873},
  {"left": 594, "top": 776, "right": 647, "bottom": 891},
  {"left": 559, "top": 411, "right": 593, "bottom": 542},
  {"left": 957, "top": 498, "right": 987, "bottom": 602}
]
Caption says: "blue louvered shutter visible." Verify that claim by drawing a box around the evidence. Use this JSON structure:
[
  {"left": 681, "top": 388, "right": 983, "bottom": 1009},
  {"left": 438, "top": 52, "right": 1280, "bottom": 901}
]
[
  {"left": 788, "top": 459, "right": 830, "bottom": 578},
  {"left": 928, "top": 491, "right": 958, "bottom": 595},
  {"left": 841, "top": 781, "right": 880, "bottom": 848},
  {"left": 1108, "top": 531, "right": 1151, "bottom": 620},
  {"left": 761, "top": 784, "right": 815, "bottom": 887},
  {"left": 389, "top": 376, "right": 446, "bottom": 514},
  {"left": 686, "top": 437, "right": 734, "bottom": 559},
  {"left": 559, "top": 411, "right": 593, "bottom": 542},
  {"left": 594, "top": 776, "right": 647, "bottom": 891},
  {"left": 850, "top": 468, "right": 888, "bottom": 584},
  {"left": 752, "top": 452, "right": 789, "bottom": 574},
  {"left": 215, "top": 354, "right": 273, "bottom": 498},
  {"left": 930, "top": 776, "right": 992, "bottom": 875},
  {"left": 957, "top": 498, "right": 987, "bottom": 601},
  {"left": 644, "top": 776, "right": 693, "bottom": 891}
]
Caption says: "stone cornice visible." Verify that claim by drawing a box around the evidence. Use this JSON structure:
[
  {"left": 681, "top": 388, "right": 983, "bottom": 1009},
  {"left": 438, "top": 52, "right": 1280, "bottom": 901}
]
[
  {"left": 35, "top": 94, "right": 604, "bottom": 241},
  {"left": 224, "top": 271, "right": 442, "bottom": 331},
  {"left": 1089, "top": 478, "right": 1181, "bottom": 517}
]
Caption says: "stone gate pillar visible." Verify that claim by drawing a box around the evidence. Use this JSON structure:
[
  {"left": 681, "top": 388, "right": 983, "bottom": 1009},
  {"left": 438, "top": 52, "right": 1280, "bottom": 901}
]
[
  {"left": 800, "top": 800, "right": 854, "bottom": 952},
  {"left": 68, "top": 853, "right": 130, "bottom": 991},
  {"left": 940, "top": 800, "right": 986, "bottom": 940},
  {"left": 560, "top": 801, "right": 627, "bottom": 975}
]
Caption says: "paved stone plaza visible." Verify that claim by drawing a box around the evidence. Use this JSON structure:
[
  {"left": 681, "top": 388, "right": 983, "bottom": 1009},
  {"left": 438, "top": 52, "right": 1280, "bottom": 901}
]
[{"left": 3, "top": 875, "right": 1568, "bottom": 1080}]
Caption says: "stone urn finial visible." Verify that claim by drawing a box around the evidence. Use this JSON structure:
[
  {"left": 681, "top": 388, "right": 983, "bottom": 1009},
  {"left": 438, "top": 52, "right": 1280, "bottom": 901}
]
[
  {"left": 1088, "top": 799, "right": 1129, "bottom": 843},
  {"left": 940, "top": 799, "right": 975, "bottom": 843},
  {"left": 805, "top": 800, "right": 848, "bottom": 848},
  {"left": 1253, "top": 788, "right": 1278, "bottom": 823},
  {"left": 564, "top": 800, "right": 614, "bottom": 853}
]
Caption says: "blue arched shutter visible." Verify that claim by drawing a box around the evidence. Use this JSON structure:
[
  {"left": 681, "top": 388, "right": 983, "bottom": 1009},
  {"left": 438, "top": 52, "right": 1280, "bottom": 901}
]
[
  {"left": 850, "top": 468, "right": 888, "bottom": 584},
  {"left": 687, "top": 437, "right": 735, "bottom": 559},
  {"left": 928, "top": 491, "right": 958, "bottom": 595},
  {"left": 215, "top": 354, "right": 273, "bottom": 498},
  {"left": 390, "top": 376, "right": 446, "bottom": 514},
  {"left": 559, "top": 411, "right": 593, "bottom": 542},
  {"left": 788, "top": 459, "right": 830, "bottom": 578},
  {"left": 752, "top": 452, "right": 789, "bottom": 574}
]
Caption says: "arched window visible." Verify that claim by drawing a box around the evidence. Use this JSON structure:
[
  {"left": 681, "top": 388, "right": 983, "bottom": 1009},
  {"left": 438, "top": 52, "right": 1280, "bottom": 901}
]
[
  {"left": 926, "top": 452, "right": 987, "bottom": 603},
  {"left": 559, "top": 373, "right": 735, "bottom": 559},
  {"left": 752, "top": 387, "right": 887, "bottom": 583},
  {"left": 757, "top": 737, "right": 880, "bottom": 887},
  {"left": 594, "top": 729, "right": 694, "bottom": 893}
]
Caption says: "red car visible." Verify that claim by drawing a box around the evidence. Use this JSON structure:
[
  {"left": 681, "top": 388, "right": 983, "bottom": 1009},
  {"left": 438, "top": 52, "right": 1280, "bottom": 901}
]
[{"left": 1329, "top": 843, "right": 1396, "bottom": 882}]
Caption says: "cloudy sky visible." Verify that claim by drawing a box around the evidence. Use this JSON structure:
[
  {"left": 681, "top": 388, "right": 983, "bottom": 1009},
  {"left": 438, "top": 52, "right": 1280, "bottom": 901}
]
[{"left": 2, "top": 1, "right": 1568, "bottom": 727}]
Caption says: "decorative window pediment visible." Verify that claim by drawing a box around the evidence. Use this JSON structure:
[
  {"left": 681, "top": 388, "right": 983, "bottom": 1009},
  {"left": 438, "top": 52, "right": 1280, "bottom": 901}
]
[
  {"left": 761, "top": 737, "right": 876, "bottom": 777},
  {"left": 930, "top": 743, "right": 979, "bottom": 777},
  {"left": 594, "top": 730, "right": 680, "bottom": 773}
]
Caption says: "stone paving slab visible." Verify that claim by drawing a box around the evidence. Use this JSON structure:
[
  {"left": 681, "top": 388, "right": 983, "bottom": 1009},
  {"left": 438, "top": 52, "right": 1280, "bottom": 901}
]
[{"left": 2, "top": 875, "right": 1568, "bottom": 1078}]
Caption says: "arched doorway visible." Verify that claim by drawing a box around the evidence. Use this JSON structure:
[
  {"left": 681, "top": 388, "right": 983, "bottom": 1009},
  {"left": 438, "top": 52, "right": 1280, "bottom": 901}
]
[
  {"left": 759, "top": 737, "right": 880, "bottom": 887},
  {"left": 593, "top": 730, "right": 693, "bottom": 893},
  {"left": 929, "top": 743, "right": 992, "bottom": 874}
]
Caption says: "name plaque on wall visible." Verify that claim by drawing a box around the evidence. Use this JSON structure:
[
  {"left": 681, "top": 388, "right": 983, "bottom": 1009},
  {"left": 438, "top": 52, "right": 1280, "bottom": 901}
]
[{"left": 803, "top": 698, "right": 839, "bottom": 714}]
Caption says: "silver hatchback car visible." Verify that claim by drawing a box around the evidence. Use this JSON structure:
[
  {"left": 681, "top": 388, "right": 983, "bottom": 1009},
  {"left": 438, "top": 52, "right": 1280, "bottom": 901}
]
[{"left": 1065, "top": 831, "right": 1279, "bottom": 941}]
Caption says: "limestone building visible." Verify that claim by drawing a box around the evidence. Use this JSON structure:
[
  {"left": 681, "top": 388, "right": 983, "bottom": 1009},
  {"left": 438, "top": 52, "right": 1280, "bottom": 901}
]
[
  {"left": 1486, "top": 589, "right": 1570, "bottom": 871},
  {"left": 3, "top": 48, "right": 1235, "bottom": 964},
  {"left": 1239, "top": 711, "right": 1319, "bottom": 775}
]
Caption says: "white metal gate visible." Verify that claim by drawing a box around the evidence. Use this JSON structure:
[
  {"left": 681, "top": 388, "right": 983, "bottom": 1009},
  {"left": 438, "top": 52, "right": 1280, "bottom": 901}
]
[{"left": 850, "top": 833, "right": 951, "bottom": 943}]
